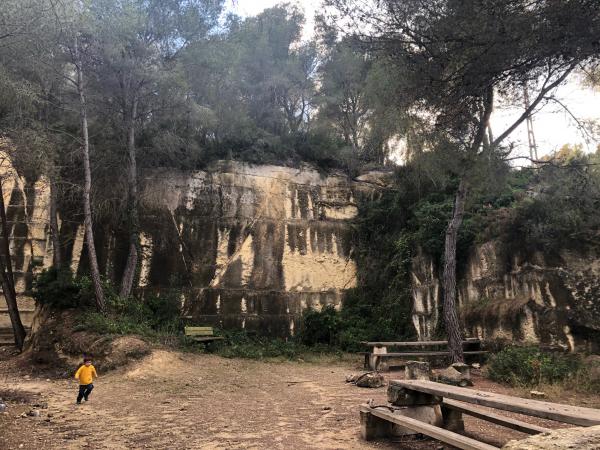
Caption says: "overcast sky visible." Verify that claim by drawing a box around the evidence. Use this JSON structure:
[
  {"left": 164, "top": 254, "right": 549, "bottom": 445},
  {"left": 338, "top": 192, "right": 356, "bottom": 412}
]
[{"left": 226, "top": 0, "right": 600, "bottom": 160}]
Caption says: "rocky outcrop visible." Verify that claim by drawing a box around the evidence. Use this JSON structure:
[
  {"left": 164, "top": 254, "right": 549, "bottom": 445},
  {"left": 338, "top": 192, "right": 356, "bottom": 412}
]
[
  {"left": 502, "top": 425, "right": 600, "bottom": 449},
  {"left": 1, "top": 158, "right": 391, "bottom": 337},
  {"left": 411, "top": 240, "right": 600, "bottom": 351},
  {"left": 134, "top": 162, "right": 387, "bottom": 336}
]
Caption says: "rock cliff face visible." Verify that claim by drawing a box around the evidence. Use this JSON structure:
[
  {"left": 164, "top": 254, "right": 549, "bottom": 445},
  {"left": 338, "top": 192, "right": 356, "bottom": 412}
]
[
  {"left": 0, "top": 154, "right": 48, "bottom": 335},
  {"left": 1, "top": 159, "right": 388, "bottom": 337},
  {"left": 135, "top": 162, "right": 383, "bottom": 336},
  {"left": 3, "top": 153, "right": 598, "bottom": 346},
  {"left": 411, "top": 240, "right": 600, "bottom": 351}
]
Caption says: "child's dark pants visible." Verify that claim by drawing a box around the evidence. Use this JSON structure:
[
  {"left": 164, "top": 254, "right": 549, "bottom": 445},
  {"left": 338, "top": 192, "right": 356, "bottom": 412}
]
[{"left": 77, "top": 384, "right": 94, "bottom": 403}]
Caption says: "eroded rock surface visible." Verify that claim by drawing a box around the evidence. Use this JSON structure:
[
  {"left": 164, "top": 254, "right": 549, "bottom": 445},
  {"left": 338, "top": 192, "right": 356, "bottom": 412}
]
[
  {"left": 0, "top": 159, "right": 387, "bottom": 337},
  {"left": 502, "top": 425, "right": 600, "bottom": 449},
  {"left": 411, "top": 240, "right": 600, "bottom": 350}
]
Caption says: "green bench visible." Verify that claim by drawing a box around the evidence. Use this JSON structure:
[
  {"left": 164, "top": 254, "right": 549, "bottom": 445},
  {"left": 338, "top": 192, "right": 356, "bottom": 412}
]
[{"left": 184, "top": 326, "right": 225, "bottom": 343}]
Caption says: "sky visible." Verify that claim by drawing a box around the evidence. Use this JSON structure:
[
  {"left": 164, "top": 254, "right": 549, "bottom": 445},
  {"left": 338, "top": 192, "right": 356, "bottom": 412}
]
[{"left": 226, "top": 0, "right": 600, "bottom": 160}]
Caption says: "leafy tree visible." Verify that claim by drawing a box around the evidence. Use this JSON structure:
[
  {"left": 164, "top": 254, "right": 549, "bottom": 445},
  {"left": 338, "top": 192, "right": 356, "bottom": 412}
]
[
  {"left": 182, "top": 5, "right": 320, "bottom": 163},
  {"left": 328, "top": 0, "right": 600, "bottom": 361},
  {"left": 84, "top": 0, "right": 224, "bottom": 298}
]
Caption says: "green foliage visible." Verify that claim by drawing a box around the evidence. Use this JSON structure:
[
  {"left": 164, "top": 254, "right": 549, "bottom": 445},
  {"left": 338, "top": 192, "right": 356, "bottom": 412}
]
[
  {"left": 213, "top": 330, "right": 337, "bottom": 360},
  {"left": 32, "top": 268, "right": 95, "bottom": 310},
  {"left": 79, "top": 310, "right": 156, "bottom": 336},
  {"left": 506, "top": 151, "right": 600, "bottom": 253},
  {"left": 327, "top": 188, "right": 416, "bottom": 350},
  {"left": 33, "top": 267, "right": 182, "bottom": 337},
  {"left": 80, "top": 290, "right": 182, "bottom": 336},
  {"left": 299, "top": 305, "right": 342, "bottom": 346},
  {"left": 488, "top": 346, "right": 582, "bottom": 386}
]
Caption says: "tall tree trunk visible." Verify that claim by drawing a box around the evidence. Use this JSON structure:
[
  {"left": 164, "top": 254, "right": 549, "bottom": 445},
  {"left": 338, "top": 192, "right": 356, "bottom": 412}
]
[
  {"left": 443, "top": 178, "right": 467, "bottom": 363},
  {"left": 49, "top": 180, "right": 61, "bottom": 269},
  {"left": 0, "top": 178, "right": 25, "bottom": 350},
  {"left": 75, "top": 38, "right": 106, "bottom": 314},
  {"left": 120, "top": 97, "right": 139, "bottom": 299}
]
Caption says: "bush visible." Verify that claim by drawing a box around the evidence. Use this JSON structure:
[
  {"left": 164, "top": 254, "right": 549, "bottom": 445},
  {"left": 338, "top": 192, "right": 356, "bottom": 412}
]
[
  {"left": 487, "top": 346, "right": 582, "bottom": 386},
  {"left": 32, "top": 268, "right": 95, "bottom": 309},
  {"left": 213, "top": 330, "right": 335, "bottom": 360},
  {"left": 78, "top": 311, "right": 155, "bottom": 336},
  {"left": 79, "top": 292, "right": 182, "bottom": 337},
  {"left": 299, "top": 305, "right": 342, "bottom": 346}
]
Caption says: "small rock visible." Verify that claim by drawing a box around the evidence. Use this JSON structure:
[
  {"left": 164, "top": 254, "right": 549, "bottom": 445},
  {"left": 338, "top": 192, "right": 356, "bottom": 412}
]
[
  {"left": 355, "top": 372, "right": 385, "bottom": 388},
  {"left": 27, "top": 409, "right": 41, "bottom": 417},
  {"left": 471, "top": 363, "right": 481, "bottom": 369},
  {"left": 322, "top": 406, "right": 332, "bottom": 411},
  {"left": 24, "top": 375, "right": 30, "bottom": 380},
  {"left": 437, "top": 366, "right": 473, "bottom": 387},
  {"left": 0, "top": 403, "right": 7, "bottom": 413},
  {"left": 530, "top": 390, "right": 547, "bottom": 399},
  {"left": 345, "top": 373, "right": 360, "bottom": 383},
  {"left": 46, "top": 378, "right": 51, "bottom": 382}
]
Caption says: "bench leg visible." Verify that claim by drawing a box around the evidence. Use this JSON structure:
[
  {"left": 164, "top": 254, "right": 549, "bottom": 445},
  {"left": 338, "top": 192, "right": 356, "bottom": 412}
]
[
  {"left": 360, "top": 408, "right": 391, "bottom": 441},
  {"left": 368, "top": 354, "right": 378, "bottom": 371},
  {"left": 441, "top": 405, "right": 464, "bottom": 432}
]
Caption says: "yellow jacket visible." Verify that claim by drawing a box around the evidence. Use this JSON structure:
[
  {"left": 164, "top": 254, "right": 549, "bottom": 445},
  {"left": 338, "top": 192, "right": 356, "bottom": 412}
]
[{"left": 75, "top": 364, "right": 97, "bottom": 385}]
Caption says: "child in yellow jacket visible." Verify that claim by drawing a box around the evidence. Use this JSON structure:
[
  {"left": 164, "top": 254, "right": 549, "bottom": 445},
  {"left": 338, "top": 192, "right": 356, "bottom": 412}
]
[{"left": 74, "top": 357, "right": 97, "bottom": 404}]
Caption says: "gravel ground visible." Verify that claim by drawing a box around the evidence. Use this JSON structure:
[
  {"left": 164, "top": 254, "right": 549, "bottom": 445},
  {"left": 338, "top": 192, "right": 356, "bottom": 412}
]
[{"left": 0, "top": 346, "right": 597, "bottom": 450}]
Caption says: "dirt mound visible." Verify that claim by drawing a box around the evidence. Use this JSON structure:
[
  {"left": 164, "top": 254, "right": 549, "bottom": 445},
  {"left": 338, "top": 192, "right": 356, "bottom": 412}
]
[
  {"left": 503, "top": 425, "right": 600, "bottom": 449},
  {"left": 124, "top": 349, "right": 186, "bottom": 380},
  {"left": 21, "top": 306, "right": 150, "bottom": 374}
]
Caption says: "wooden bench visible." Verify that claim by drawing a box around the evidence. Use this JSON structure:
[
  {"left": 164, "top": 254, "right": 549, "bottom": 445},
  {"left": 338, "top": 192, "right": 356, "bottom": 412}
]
[
  {"left": 184, "top": 326, "right": 225, "bottom": 343},
  {"left": 361, "top": 374, "right": 600, "bottom": 450},
  {"left": 361, "top": 339, "right": 486, "bottom": 370}
]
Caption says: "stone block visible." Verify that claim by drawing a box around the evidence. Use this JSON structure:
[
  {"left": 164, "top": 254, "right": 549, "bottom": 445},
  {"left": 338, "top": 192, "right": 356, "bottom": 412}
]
[
  {"left": 388, "top": 381, "right": 441, "bottom": 406},
  {"left": 390, "top": 404, "right": 443, "bottom": 436},
  {"left": 405, "top": 360, "right": 431, "bottom": 380},
  {"left": 360, "top": 408, "right": 392, "bottom": 441}
]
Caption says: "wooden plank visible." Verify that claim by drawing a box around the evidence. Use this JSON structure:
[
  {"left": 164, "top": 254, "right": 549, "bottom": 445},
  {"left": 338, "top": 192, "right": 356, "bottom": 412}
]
[
  {"left": 442, "top": 399, "right": 552, "bottom": 435},
  {"left": 363, "top": 339, "right": 480, "bottom": 347},
  {"left": 395, "top": 380, "right": 600, "bottom": 426},
  {"left": 185, "top": 327, "right": 214, "bottom": 336},
  {"left": 191, "top": 336, "right": 225, "bottom": 342},
  {"left": 375, "top": 351, "right": 488, "bottom": 357},
  {"left": 184, "top": 327, "right": 218, "bottom": 336},
  {"left": 361, "top": 405, "right": 498, "bottom": 450}
]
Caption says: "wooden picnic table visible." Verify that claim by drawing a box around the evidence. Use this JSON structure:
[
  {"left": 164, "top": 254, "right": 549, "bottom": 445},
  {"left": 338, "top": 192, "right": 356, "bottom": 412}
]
[
  {"left": 360, "top": 339, "right": 486, "bottom": 370},
  {"left": 361, "top": 376, "right": 600, "bottom": 450},
  {"left": 361, "top": 338, "right": 480, "bottom": 347},
  {"left": 393, "top": 379, "right": 600, "bottom": 426}
]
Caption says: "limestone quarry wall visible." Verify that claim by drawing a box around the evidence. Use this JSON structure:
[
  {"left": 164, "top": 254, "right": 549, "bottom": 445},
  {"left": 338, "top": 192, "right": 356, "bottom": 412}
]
[
  {"left": 411, "top": 241, "right": 600, "bottom": 351},
  {"left": 135, "top": 162, "right": 384, "bottom": 336},
  {"left": 1, "top": 158, "right": 389, "bottom": 337},
  {"left": 0, "top": 153, "right": 50, "bottom": 331}
]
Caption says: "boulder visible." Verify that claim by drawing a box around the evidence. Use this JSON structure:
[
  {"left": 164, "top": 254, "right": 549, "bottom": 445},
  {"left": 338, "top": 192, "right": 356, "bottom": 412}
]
[
  {"left": 348, "top": 372, "right": 385, "bottom": 388},
  {"left": 502, "top": 425, "right": 600, "bottom": 449},
  {"left": 436, "top": 366, "right": 473, "bottom": 387}
]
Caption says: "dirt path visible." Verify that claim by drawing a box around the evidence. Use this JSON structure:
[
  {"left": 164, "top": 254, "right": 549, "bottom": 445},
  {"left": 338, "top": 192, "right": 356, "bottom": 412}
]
[
  {"left": 1, "top": 350, "right": 400, "bottom": 449},
  {"left": 0, "top": 349, "right": 596, "bottom": 449}
]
